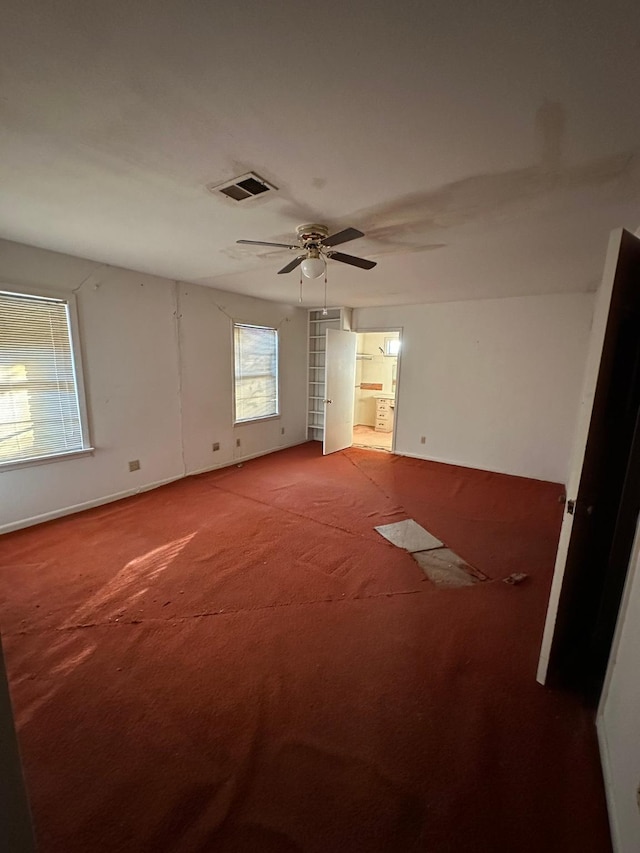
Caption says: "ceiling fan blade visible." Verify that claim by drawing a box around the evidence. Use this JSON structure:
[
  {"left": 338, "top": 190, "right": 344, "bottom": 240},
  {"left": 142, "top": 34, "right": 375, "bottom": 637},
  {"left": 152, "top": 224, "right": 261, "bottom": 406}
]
[
  {"left": 277, "top": 256, "right": 305, "bottom": 274},
  {"left": 237, "top": 239, "right": 299, "bottom": 249},
  {"left": 327, "top": 251, "right": 376, "bottom": 270},
  {"left": 321, "top": 227, "right": 365, "bottom": 247}
]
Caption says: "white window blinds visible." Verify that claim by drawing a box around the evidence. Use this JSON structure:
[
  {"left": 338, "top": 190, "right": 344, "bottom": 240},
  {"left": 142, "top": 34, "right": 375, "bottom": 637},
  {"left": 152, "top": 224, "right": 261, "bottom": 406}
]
[
  {"left": 234, "top": 323, "right": 279, "bottom": 422},
  {"left": 0, "top": 291, "right": 85, "bottom": 464}
]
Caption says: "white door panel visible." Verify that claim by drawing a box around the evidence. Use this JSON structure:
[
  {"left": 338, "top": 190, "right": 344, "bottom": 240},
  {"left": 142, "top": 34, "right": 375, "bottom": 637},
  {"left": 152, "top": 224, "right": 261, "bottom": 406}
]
[{"left": 323, "top": 329, "right": 357, "bottom": 455}]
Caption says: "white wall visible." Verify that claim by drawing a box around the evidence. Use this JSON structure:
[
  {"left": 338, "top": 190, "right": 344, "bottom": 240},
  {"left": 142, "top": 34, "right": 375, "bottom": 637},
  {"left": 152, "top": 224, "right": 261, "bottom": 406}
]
[
  {"left": 178, "top": 281, "right": 307, "bottom": 470},
  {"left": 0, "top": 236, "right": 594, "bottom": 533},
  {"left": 598, "top": 519, "right": 640, "bottom": 853},
  {"left": 354, "top": 292, "right": 594, "bottom": 483},
  {"left": 0, "top": 239, "right": 308, "bottom": 532}
]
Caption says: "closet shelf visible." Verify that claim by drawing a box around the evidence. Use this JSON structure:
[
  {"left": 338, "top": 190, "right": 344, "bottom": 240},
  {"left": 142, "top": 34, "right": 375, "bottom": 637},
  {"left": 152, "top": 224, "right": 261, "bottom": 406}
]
[{"left": 307, "top": 307, "right": 351, "bottom": 441}]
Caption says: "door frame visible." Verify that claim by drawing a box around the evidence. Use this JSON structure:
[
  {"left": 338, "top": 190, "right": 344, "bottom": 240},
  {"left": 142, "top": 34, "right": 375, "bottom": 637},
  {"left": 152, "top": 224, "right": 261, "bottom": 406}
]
[
  {"left": 352, "top": 326, "right": 403, "bottom": 453},
  {"left": 537, "top": 228, "right": 640, "bottom": 702}
]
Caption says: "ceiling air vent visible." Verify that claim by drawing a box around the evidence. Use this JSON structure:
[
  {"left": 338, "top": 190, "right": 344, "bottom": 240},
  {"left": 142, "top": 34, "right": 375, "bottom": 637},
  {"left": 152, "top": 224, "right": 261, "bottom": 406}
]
[{"left": 207, "top": 172, "right": 277, "bottom": 203}]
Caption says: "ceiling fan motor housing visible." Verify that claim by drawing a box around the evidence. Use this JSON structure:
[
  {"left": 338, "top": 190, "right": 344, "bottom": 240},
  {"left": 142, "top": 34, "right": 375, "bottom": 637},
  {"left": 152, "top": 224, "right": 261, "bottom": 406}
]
[{"left": 296, "top": 224, "right": 329, "bottom": 248}]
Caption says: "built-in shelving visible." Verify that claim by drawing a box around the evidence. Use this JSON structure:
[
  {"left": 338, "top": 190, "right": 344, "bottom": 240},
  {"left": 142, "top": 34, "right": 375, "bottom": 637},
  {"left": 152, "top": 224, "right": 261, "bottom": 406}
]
[{"left": 306, "top": 308, "right": 352, "bottom": 442}]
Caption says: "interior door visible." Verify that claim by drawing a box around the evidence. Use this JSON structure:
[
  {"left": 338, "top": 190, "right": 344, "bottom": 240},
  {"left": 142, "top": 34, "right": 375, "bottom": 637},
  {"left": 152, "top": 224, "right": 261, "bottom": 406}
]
[
  {"left": 0, "top": 637, "right": 37, "bottom": 851},
  {"left": 323, "top": 328, "right": 357, "bottom": 455},
  {"left": 537, "top": 228, "right": 640, "bottom": 695}
]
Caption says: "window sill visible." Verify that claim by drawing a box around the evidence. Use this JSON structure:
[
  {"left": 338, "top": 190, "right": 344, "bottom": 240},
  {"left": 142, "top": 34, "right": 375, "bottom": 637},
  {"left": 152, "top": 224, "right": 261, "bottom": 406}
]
[
  {"left": 0, "top": 447, "right": 95, "bottom": 473},
  {"left": 234, "top": 414, "right": 280, "bottom": 426}
]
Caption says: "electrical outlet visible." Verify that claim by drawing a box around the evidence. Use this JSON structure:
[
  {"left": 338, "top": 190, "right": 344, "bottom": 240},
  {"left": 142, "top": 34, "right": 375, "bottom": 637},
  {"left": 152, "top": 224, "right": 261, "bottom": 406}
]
[
  {"left": 236, "top": 438, "right": 241, "bottom": 448},
  {"left": 212, "top": 442, "right": 220, "bottom": 452},
  {"left": 420, "top": 436, "right": 426, "bottom": 445},
  {"left": 128, "top": 459, "right": 140, "bottom": 472}
]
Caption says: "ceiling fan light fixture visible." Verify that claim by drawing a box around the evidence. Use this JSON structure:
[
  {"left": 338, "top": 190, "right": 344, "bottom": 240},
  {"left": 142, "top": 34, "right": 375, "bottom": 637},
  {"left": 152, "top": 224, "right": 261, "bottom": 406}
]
[
  {"left": 237, "top": 224, "right": 376, "bottom": 276},
  {"left": 301, "top": 256, "right": 325, "bottom": 279}
]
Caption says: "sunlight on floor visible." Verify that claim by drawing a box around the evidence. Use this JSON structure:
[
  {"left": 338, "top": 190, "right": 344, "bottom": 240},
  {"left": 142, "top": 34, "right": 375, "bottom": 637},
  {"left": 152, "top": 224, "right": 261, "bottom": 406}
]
[
  {"left": 352, "top": 424, "right": 392, "bottom": 452},
  {"left": 63, "top": 533, "right": 197, "bottom": 628}
]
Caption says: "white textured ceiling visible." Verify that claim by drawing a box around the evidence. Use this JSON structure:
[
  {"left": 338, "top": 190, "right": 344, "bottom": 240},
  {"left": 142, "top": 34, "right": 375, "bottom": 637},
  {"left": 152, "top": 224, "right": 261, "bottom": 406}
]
[{"left": 1, "top": 0, "right": 640, "bottom": 306}]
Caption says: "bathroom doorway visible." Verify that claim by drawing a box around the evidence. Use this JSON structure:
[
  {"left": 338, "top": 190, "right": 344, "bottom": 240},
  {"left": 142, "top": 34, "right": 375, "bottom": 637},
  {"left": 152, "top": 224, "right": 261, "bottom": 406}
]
[{"left": 352, "top": 330, "right": 400, "bottom": 452}]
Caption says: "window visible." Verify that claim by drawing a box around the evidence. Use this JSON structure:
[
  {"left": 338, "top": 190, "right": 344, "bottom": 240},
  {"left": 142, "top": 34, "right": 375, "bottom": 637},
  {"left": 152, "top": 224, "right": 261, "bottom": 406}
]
[
  {"left": 384, "top": 337, "right": 401, "bottom": 356},
  {"left": 0, "top": 289, "right": 90, "bottom": 467},
  {"left": 233, "top": 323, "right": 279, "bottom": 423}
]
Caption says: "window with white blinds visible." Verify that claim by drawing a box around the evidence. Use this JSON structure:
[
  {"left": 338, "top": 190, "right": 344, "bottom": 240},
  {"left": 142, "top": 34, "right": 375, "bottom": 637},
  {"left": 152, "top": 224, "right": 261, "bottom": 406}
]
[
  {"left": 0, "top": 290, "right": 87, "bottom": 465},
  {"left": 233, "top": 323, "right": 279, "bottom": 423}
]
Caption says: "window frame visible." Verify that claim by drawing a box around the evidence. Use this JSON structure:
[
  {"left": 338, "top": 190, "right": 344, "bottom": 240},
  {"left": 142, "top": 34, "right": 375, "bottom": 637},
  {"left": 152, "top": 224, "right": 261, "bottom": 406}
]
[
  {"left": 232, "top": 321, "right": 280, "bottom": 426},
  {"left": 0, "top": 282, "right": 93, "bottom": 471}
]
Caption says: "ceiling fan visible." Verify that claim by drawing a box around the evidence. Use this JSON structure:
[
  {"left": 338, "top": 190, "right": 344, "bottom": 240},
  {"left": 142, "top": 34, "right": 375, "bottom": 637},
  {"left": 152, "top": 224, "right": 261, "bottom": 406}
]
[{"left": 237, "top": 224, "right": 377, "bottom": 277}]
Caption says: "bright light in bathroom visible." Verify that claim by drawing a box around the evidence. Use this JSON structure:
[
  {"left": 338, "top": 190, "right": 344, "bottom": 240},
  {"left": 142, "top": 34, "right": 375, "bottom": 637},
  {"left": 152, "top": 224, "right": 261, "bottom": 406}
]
[{"left": 384, "top": 337, "right": 400, "bottom": 356}]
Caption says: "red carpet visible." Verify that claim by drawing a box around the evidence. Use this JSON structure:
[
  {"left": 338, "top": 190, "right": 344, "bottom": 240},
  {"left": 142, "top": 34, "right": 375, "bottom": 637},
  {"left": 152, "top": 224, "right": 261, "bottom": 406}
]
[{"left": 0, "top": 443, "right": 611, "bottom": 852}]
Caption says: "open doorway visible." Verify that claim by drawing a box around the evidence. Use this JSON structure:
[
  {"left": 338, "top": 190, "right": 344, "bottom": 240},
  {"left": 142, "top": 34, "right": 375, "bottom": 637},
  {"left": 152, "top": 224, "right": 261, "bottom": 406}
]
[{"left": 352, "top": 330, "right": 400, "bottom": 452}]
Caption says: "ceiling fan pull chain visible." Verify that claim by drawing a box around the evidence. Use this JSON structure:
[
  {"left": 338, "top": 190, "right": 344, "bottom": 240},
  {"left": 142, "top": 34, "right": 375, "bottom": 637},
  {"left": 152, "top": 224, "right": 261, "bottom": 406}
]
[
  {"left": 322, "top": 269, "right": 328, "bottom": 316},
  {"left": 299, "top": 269, "right": 303, "bottom": 303}
]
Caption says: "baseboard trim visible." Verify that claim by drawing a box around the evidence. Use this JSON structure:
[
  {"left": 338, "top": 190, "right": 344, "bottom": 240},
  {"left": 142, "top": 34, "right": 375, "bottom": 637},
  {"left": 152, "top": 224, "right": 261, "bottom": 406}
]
[
  {"left": 394, "top": 450, "right": 561, "bottom": 485},
  {"left": 0, "top": 475, "right": 184, "bottom": 535},
  {"left": 1, "top": 440, "right": 308, "bottom": 535},
  {"left": 187, "top": 439, "right": 306, "bottom": 477},
  {"left": 596, "top": 714, "right": 620, "bottom": 853}
]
